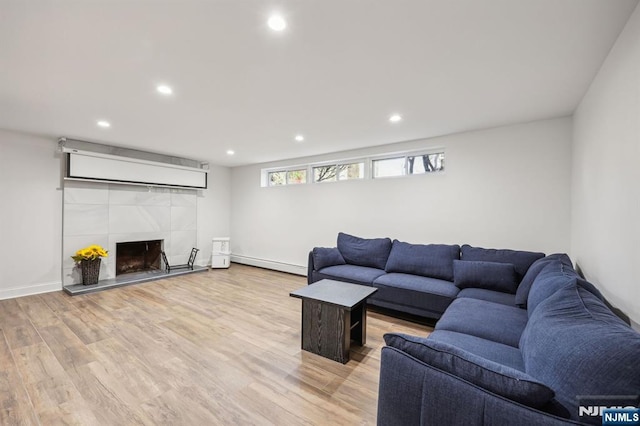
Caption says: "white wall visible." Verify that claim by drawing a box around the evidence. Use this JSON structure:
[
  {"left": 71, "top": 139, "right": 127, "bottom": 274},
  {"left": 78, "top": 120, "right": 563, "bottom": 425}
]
[
  {"left": 230, "top": 118, "right": 573, "bottom": 275},
  {"left": 0, "top": 130, "right": 63, "bottom": 298},
  {"left": 0, "top": 128, "right": 231, "bottom": 298},
  {"left": 572, "top": 3, "right": 640, "bottom": 329},
  {"left": 197, "top": 164, "right": 231, "bottom": 266}
]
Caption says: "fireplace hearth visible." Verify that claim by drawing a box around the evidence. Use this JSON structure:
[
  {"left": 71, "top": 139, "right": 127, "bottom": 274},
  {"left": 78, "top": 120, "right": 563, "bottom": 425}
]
[{"left": 116, "top": 240, "right": 162, "bottom": 275}]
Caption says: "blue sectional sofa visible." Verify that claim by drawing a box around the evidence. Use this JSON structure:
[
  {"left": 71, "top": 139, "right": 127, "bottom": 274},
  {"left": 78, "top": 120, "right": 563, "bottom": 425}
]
[
  {"left": 308, "top": 233, "right": 640, "bottom": 425},
  {"left": 308, "top": 232, "right": 544, "bottom": 319}
]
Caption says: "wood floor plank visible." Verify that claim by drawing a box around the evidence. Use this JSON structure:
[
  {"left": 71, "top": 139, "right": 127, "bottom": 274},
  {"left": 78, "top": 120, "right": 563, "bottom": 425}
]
[
  {"left": 65, "top": 362, "right": 154, "bottom": 425},
  {"left": 38, "top": 292, "right": 79, "bottom": 315},
  {"left": 3, "top": 324, "right": 42, "bottom": 350},
  {"left": 0, "top": 371, "right": 40, "bottom": 426},
  {"left": 0, "top": 264, "right": 430, "bottom": 424},
  {"left": 59, "top": 310, "right": 110, "bottom": 345},
  {"left": 35, "top": 323, "right": 96, "bottom": 371},
  {"left": 12, "top": 342, "right": 67, "bottom": 385},
  {"left": 87, "top": 339, "right": 171, "bottom": 403},
  {"left": 21, "top": 376, "right": 100, "bottom": 426},
  {"left": 16, "top": 295, "right": 59, "bottom": 328},
  {"left": 0, "top": 332, "right": 40, "bottom": 426},
  {"left": 0, "top": 299, "right": 32, "bottom": 327},
  {"left": 0, "top": 299, "right": 43, "bottom": 351}
]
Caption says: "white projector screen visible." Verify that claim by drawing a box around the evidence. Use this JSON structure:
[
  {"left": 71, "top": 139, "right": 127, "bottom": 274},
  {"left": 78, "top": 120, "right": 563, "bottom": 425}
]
[{"left": 67, "top": 152, "right": 207, "bottom": 189}]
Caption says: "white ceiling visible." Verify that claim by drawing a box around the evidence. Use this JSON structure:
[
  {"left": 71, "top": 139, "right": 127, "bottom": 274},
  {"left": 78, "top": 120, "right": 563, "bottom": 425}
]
[{"left": 1, "top": 0, "right": 637, "bottom": 167}]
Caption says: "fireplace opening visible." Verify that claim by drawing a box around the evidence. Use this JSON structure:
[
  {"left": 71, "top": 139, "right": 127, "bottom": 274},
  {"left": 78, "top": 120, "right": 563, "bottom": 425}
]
[{"left": 116, "top": 240, "right": 162, "bottom": 276}]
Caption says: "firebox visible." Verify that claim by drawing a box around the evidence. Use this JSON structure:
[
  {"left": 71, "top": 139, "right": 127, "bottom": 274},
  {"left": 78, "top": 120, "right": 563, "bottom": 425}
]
[{"left": 115, "top": 240, "right": 162, "bottom": 275}]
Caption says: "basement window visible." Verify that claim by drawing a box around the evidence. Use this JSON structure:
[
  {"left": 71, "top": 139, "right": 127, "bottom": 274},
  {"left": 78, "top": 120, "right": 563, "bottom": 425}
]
[
  {"left": 313, "top": 162, "right": 364, "bottom": 183},
  {"left": 267, "top": 168, "right": 307, "bottom": 186},
  {"left": 261, "top": 149, "right": 444, "bottom": 187},
  {"left": 373, "top": 152, "right": 444, "bottom": 178}
]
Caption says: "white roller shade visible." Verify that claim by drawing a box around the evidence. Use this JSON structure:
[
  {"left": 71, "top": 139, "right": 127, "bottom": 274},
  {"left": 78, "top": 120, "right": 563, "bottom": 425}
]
[{"left": 67, "top": 152, "right": 207, "bottom": 189}]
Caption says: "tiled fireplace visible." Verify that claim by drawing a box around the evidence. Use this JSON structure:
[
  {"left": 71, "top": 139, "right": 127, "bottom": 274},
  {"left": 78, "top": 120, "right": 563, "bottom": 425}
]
[{"left": 62, "top": 181, "right": 198, "bottom": 286}]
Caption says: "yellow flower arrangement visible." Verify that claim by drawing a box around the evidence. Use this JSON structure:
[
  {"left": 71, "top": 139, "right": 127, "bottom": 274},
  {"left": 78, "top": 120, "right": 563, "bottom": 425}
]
[{"left": 71, "top": 244, "right": 108, "bottom": 262}]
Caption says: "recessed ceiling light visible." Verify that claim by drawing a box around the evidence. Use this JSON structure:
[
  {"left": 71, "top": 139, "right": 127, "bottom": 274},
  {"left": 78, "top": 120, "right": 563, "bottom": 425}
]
[
  {"left": 268, "top": 15, "right": 287, "bottom": 31},
  {"left": 226, "top": 150, "right": 235, "bottom": 155},
  {"left": 97, "top": 120, "right": 111, "bottom": 128},
  {"left": 157, "top": 85, "right": 173, "bottom": 95},
  {"left": 389, "top": 114, "right": 402, "bottom": 123},
  {"left": 294, "top": 135, "right": 304, "bottom": 142}
]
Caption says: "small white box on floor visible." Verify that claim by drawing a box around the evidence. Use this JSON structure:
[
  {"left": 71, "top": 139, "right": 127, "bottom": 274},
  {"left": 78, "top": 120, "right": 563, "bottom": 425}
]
[
  {"left": 211, "top": 254, "right": 230, "bottom": 269},
  {"left": 211, "top": 237, "right": 231, "bottom": 269},
  {"left": 212, "top": 237, "right": 230, "bottom": 255}
]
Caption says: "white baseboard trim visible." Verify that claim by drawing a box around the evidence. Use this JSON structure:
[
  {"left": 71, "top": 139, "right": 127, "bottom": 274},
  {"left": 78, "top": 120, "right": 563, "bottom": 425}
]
[
  {"left": 230, "top": 255, "right": 306, "bottom": 276},
  {"left": 0, "top": 281, "right": 62, "bottom": 300}
]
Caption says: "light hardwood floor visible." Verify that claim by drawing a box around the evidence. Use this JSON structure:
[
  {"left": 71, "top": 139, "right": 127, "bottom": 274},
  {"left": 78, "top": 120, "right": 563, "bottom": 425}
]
[{"left": 0, "top": 264, "right": 431, "bottom": 425}]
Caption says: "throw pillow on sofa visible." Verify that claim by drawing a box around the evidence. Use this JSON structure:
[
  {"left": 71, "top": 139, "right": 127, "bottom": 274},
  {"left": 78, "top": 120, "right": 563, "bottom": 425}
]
[
  {"left": 385, "top": 240, "right": 460, "bottom": 281},
  {"left": 453, "top": 260, "right": 518, "bottom": 293},
  {"left": 312, "top": 247, "right": 346, "bottom": 270},
  {"left": 460, "top": 244, "right": 544, "bottom": 282},
  {"left": 384, "top": 333, "right": 555, "bottom": 408},
  {"left": 337, "top": 232, "right": 392, "bottom": 270}
]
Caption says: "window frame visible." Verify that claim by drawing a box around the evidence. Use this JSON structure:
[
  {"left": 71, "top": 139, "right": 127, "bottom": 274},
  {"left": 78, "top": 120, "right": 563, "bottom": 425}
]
[
  {"left": 260, "top": 148, "right": 444, "bottom": 187},
  {"left": 371, "top": 150, "right": 445, "bottom": 179}
]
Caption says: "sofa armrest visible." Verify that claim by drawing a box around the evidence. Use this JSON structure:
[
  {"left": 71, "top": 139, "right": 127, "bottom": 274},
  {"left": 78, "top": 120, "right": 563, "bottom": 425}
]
[
  {"left": 378, "top": 347, "right": 581, "bottom": 426},
  {"left": 307, "top": 250, "right": 315, "bottom": 284}
]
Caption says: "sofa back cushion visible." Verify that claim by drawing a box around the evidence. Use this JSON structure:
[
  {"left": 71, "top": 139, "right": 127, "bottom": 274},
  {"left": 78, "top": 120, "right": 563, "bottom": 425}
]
[
  {"left": 453, "top": 260, "right": 518, "bottom": 293},
  {"left": 384, "top": 333, "right": 554, "bottom": 408},
  {"left": 312, "top": 247, "right": 346, "bottom": 270},
  {"left": 337, "top": 232, "right": 392, "bottom": 270},
  {"left": 519, "top": 283, "right": 640, "bottom": 424},
  {"left": 526, "top": 260, "right": 576, "bottom": 316},
  {"left": 526, "top": 260, "right": 604, "bottom": 317},
  {"left": 385, "top": 240, "right": 460, "bottom": 281},
  {"left": 460, "top": 244, "right": 544, "bottom": 283},
  {"left": 515, "top": 254, "right": 574, "bottom": 308}
]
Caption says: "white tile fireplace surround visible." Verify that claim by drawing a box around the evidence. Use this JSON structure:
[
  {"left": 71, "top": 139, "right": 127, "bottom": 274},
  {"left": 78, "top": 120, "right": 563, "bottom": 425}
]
[{"left": 62, "top": 181, "right": 198, "bottom": 286}]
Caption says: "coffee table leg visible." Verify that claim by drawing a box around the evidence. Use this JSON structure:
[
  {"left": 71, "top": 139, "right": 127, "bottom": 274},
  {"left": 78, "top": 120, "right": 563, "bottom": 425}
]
[
  {"left": 301, "top": 299, "right": 350, "bottom": 363},
  {"left": 351, "top": 302, "right": 367, "bottom": 346}
]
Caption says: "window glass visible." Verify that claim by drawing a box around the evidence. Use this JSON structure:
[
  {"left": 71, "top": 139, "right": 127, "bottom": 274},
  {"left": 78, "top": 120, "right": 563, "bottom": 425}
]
[
  {"left": 287, "top": 169, "right": 307, "bottom": 184},
  {"left": 433, "top": 153, "right": 445, "bottom": 171},
  {"left": 373, "top": 157, "right": 405, "bottom": 178},
  {"left": 313, "top": 165, "right": 338, "bottom": 183},
  {"left": 407, "top": 153, "right": 445, "bottom": 174},
  {"left": 338, "top": 162, "right": 364, "bottom": 180},
  {"left": 268, "top": 171, "right": 286, "bottom": 186}
]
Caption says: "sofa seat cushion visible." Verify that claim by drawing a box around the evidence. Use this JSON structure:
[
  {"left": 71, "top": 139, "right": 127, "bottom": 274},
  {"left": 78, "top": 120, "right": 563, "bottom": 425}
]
[
  {"left": 385, "top": 240, "right": 460, "bottom": 281},
  {"left": 372, "top": 273, "right": 459, "bottom": 315},
  {"left": 519, "top": 283, "right": 640, "bottom": 424},
  {"left": 461, "top": 244, "right": 545, "bottom": 282},
  {"left": 453, "top": 260, "right": 518, "bottom": 293},
  {"left": 337, "top": 232, "right": 392, "bottom": 270},
  {"left": 385, "top": 333, "right": 552, "bottom": 408},
  {"left": 434, "top": 298, "right": 527, "bottom": 347},
  {"left": 428, "top": 330, "right": 525, "bottom": 371},
  {"left": 317, "top": 264, "right": 385, "bottom": 285},
  {"left": 456, "top": 288, "right": 516, "bottom": 306}
]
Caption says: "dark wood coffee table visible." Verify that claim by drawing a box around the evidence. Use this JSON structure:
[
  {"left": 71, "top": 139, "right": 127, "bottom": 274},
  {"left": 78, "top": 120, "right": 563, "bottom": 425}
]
[{"left": 290, "top": 279, "right": 378, "bottom": 364}]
